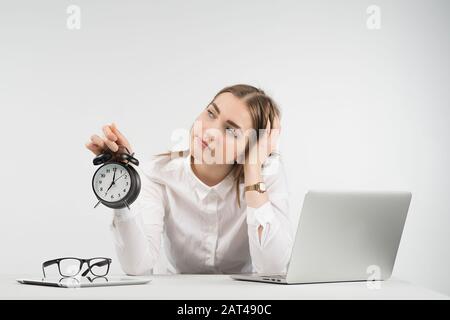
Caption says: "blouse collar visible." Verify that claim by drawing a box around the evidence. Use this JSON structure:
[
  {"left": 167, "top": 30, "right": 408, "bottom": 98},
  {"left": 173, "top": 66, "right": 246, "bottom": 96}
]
[{"left": 183, "top": 151, "right": 235, "bottom": 201}]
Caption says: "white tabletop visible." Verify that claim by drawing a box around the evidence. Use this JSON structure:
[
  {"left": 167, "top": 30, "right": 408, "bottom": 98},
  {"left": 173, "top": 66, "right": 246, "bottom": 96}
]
[{"left": 2, "top": 274, "right": 448, "bottom": 300}]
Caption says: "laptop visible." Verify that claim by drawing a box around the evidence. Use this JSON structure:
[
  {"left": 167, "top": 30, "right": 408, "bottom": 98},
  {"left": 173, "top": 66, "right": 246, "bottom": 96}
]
[
  {"left": 231, "top": 190, "right": 412, "bottom": 284},
  {"left": 17, "top": 276, "right": 151, "bottom": 288}
]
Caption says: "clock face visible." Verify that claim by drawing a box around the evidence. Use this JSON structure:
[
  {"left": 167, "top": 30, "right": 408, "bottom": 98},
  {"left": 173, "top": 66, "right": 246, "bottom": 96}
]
[{"left": 93, "top": 163, "right": 131, "bottom": 203}]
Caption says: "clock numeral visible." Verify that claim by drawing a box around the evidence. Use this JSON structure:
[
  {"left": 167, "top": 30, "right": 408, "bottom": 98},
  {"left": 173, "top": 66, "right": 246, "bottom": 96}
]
[
  {"left": 124, "top": 175, "right": 128, "bottom": 179},
  {"left": 100, "top": 187, "right": 103, "bottom": 191},
  {"left": 123, "top": 189, "right": 126, "bottom": 193},
  {"left": 113, "top": 167, "right": 116, "bottom": 171},
  {"left": 101, "top": 174, "right": 105, "bottom": 178},
  {"left": 106, "top": 169, "right": 110, "bottom": 173},
  {"left": 120, "top": 170, "right": 123, "bottom": 174},
  {"left": 111, "top": 195, "right": 114, "bottom": 199},
  {"left": 126, "top": 182, "right": 129, "bottom": 186},
  {"left": 118, "top": 194, "right": 121, "bottom": 197},
  {"left": 99, "top": 180, "right": 102, "bottom": 184}
]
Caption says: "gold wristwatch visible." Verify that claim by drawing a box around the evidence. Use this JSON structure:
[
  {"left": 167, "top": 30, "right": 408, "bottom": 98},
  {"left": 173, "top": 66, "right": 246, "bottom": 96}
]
[{"left": 244, "top": 182, "right": 267, "bottom": 193}]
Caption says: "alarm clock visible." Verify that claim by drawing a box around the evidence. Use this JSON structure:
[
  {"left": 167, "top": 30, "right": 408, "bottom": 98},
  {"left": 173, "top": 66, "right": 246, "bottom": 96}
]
[{"left": 91, "top": 147, "right": 141, "bottom": 210}]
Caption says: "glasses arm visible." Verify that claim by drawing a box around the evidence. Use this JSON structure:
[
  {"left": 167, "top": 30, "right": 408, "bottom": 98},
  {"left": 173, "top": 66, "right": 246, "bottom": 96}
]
[{"left": 82, "top": 259, "right": 112, "bottom": 277}]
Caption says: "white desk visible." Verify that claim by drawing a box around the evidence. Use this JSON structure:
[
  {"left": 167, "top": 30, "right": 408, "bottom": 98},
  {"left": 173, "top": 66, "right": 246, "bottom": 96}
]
[{"left": 1, "top": 274, "right": 448, "bottom": 300}]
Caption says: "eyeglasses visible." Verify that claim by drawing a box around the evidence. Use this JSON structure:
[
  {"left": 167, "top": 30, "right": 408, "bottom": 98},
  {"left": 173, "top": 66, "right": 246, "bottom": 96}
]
[{"left": 42, "top": 257, "right": 112, "bottom": 278}]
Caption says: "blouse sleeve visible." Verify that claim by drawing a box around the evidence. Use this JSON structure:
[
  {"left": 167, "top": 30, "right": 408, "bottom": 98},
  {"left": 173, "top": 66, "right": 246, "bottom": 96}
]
[
  {"left": 110, "top": 160, "right": 167, "bottom": 276},
  {"left": 246, "top": 154, "right": 294, "bottom": 274}
]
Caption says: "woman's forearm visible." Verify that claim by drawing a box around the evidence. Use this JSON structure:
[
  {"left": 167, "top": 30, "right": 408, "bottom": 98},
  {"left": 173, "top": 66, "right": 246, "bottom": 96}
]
[
  {"left": 111, "top": 211, "right": 162, "bottom": 275},
  {"left": 243, "top": 163, "right": 269, "bottom": 208},
  {"left": 244, "top": 163, "right": 269, "bottom": 242}
]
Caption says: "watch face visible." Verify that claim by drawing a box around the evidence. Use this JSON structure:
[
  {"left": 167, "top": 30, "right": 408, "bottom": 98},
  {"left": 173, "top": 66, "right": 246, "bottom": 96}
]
[
  {"left": 93, "top": 163, "right": 131, "bottom": 203},
  {"left": 259, "top": 183, "right": 266, "bottom": 192}
]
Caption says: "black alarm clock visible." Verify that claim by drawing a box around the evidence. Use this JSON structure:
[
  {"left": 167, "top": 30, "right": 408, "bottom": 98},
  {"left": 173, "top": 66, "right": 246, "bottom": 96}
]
[{"left": 92, "top": 146, "right": 141, "bottom": 210}]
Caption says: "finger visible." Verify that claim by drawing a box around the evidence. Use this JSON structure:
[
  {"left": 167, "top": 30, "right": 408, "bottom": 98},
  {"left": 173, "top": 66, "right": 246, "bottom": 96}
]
[
  {"left": 102, "top": 125, "right": 117, "bottom": 142},
  {"left": 103, "top": 137, "right": 119, "bottom": 152},
  {"left": 91, "top": 134, "right": 105, "bottom": 149},
  {"left": 265, "top": 119, "right": 271, "bottom": 137},
  {"left": 272, "top": 115, "right": 281, "bottom": 130},
  {"left": 271, "top": 116, "right": 281, "bottom": 136},
  {"left": 111, "top": 122, "right": 130, "bottom": 146},
  {"left": 268, "top": 129, "right": 280, "bottom": 153},
  {"left": 85, "top": 142, "right": 103, "bottom": 155}
]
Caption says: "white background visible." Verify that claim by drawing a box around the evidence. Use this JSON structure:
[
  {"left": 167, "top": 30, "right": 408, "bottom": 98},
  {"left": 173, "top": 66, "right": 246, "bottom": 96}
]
[{"left": 0, "top": 0, "right": 449, "bottom": 296}]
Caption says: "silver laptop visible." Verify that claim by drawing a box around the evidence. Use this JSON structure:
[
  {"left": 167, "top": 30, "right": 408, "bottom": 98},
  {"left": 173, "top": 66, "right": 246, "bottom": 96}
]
[
  {"left": 231, "top": 190, "right": 412, "bottom": 284},
  {"left": 17, "top": 276, "right": 151, "bottom": 288}
]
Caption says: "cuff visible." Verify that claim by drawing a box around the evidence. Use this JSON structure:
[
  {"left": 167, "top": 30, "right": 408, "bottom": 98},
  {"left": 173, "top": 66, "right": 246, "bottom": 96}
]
[{"left": 246, "top": 201, "right": 275, "bottom": 227}]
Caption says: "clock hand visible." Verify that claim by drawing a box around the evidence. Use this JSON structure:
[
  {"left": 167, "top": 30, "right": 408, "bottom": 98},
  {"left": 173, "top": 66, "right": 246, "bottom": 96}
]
[
  {"left": 105, "top": 182, "right": 114, "bottom": 195},
  {"left": 105, "top": 172, "right": 126, "bottom": 197},
  {"left": 112, "top": 173, "right": 126, "bottom": 183},
  {"left": 105, "top": 169, "right": 117, "bottom": 196}
]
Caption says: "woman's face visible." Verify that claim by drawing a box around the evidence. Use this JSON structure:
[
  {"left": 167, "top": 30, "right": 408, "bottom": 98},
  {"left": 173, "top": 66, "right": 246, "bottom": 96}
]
[{"left": 190, "top": 92, "right": 253, "bottom": 165}]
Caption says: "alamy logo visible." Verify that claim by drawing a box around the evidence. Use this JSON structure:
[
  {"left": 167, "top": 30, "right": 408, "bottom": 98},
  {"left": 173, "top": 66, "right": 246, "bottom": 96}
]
[
  {"left": 66, "top": 5, "right": 81, "bottom": 30},
  {"left": 366, "top": 5, "right": 381, "bottom": 30}
]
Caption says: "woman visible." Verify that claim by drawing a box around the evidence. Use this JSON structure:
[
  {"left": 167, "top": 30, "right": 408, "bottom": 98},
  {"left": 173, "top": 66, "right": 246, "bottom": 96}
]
[{"left": 85, "top": 84, "right": 294, "bottom": 275}]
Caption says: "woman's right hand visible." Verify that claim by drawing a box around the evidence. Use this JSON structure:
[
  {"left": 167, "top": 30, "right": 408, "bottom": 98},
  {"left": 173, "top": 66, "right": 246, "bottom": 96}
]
[{"left": 85, "top": 123, "right": 133, "bottom": 156}]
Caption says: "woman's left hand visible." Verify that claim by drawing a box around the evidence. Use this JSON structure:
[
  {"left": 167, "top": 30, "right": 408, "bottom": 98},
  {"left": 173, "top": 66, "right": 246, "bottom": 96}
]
[{"left": 245, "top": 116, "right": 281, "bottom": 168}]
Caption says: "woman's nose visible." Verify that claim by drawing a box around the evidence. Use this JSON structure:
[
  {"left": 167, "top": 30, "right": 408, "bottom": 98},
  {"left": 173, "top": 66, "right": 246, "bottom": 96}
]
[{"left": 203, "top": 133, "right": 215, "bottom": 143}]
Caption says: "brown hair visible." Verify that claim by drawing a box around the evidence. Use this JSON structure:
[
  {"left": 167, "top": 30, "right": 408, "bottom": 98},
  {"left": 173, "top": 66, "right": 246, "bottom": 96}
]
[{"left": 155, "top": 84, "right": 281, "bottom": 208}]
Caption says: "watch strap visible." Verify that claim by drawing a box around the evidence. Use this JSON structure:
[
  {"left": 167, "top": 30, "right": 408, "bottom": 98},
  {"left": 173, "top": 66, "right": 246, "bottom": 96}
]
[{"left": 244, "top": 182, "right": 265, "bottom": 193}]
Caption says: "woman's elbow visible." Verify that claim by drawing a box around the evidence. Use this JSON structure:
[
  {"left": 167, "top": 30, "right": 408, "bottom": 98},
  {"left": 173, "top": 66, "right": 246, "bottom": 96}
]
[
  {"left": 254, "top": 256, "right": 290, "bottom": 274},
  {"left": 118, "top": 254, "right": 156, "bottom": 276},
  {"left": 121, "top": 263, "right": 154, "bottom": 276}
]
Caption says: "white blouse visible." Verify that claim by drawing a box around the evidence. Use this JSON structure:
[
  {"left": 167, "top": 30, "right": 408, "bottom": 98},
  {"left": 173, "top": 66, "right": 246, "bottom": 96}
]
[{"left": 110, "top": 150, "right": 294, "bottom": 275}]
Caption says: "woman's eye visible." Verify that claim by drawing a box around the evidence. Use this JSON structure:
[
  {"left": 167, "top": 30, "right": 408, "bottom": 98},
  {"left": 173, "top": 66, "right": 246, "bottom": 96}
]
[
  {"left": 226, "top": 127, "right": 238, "bottom": 137},
  {"left": 207, "top": 110, "right": 214, "bottom": 118}
]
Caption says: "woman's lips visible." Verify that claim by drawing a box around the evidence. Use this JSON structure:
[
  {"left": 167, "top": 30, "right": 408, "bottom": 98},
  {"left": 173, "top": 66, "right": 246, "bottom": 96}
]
[
  {"left": 201, "top": 139, "right": 209, "bottom": 149},
  {"left": 195, "top": 136, "right": 210, "bottom": 149}
]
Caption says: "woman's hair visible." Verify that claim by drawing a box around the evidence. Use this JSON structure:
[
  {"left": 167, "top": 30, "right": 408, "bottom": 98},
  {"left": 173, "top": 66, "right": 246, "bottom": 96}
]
[{"left": 156, "top": 84, "right": 281, "bottom": 208}]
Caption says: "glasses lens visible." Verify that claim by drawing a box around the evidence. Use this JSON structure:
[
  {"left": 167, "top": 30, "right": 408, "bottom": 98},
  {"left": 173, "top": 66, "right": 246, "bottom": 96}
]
[
  {"left": 59, "top": 259, "right": 82, "bottom": 277},
  {"left": 89, "top": 258, "right": 110, "bottom": 276}
]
